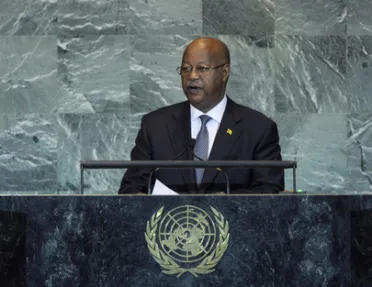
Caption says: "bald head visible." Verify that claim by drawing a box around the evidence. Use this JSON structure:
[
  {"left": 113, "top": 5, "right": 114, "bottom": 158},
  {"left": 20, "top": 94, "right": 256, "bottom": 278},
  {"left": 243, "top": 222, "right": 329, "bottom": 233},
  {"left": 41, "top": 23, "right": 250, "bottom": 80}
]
[{"left": 183, "top": 37, "right": 230, "bottom": 66}]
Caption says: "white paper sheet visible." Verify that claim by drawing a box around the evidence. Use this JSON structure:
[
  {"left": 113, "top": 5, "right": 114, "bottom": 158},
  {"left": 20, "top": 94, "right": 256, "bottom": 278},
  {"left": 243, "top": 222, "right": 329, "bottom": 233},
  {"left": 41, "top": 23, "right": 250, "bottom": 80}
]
[{"left": 151, "top": 179, "right": 179, "bottom": 195}]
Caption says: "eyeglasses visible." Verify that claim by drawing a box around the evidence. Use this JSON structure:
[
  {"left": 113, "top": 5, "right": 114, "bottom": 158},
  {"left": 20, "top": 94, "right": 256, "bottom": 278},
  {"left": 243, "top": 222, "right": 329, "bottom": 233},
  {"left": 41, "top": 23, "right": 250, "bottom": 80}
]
[{"left": 176, "top": 63, "right": 226, "bottom": 76}]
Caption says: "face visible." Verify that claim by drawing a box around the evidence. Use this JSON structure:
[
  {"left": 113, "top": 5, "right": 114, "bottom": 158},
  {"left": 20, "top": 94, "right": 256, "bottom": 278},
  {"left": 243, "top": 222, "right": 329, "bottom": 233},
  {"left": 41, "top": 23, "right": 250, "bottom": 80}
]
[{"left": 180, "top": 41, "right": 229, "bottom": 113}]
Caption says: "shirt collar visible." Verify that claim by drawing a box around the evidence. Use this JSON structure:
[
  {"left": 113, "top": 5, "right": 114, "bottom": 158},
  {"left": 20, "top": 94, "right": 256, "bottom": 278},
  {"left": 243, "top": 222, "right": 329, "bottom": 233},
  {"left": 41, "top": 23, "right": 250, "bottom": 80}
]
[{"left": 190, "top": 95, "right": 227, "bottom": 123}]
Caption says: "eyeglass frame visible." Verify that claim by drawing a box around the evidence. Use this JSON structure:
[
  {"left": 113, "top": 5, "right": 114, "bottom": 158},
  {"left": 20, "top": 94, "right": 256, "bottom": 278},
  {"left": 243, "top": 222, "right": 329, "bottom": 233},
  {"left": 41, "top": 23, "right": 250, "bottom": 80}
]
[{"left": 176, "top": 63, "right": 227, "bottom": 76}]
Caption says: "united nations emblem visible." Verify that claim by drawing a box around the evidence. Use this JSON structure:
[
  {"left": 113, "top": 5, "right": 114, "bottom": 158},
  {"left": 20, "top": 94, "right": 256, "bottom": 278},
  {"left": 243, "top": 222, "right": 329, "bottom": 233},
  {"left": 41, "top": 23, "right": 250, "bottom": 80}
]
[{"left": 145, "top": 205, "right": 230, "bottom": 277}]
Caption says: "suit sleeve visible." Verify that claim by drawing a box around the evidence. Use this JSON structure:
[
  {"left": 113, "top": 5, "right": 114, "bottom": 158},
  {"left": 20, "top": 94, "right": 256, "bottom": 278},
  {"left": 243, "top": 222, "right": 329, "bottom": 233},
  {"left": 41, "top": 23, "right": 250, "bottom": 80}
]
[
  {"left": 249, "top": 121, "right": 284, "bottom": 194},
  {"left": 118, "top": 116, "right": 153, "bottom": 194}
]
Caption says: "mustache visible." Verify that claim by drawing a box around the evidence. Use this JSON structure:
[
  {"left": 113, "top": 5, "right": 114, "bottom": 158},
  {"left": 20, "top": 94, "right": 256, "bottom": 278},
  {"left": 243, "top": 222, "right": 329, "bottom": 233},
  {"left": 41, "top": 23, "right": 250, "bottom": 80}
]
[{"left": 186, "top": 83, "right": 203, "bottom": 89}]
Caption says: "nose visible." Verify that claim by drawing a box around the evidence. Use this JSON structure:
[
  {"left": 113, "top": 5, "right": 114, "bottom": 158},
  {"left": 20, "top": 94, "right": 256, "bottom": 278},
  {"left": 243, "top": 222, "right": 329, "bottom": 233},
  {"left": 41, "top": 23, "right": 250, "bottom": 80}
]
[{"left": 187, "top": 68, "right": 200, "bottom": 80}]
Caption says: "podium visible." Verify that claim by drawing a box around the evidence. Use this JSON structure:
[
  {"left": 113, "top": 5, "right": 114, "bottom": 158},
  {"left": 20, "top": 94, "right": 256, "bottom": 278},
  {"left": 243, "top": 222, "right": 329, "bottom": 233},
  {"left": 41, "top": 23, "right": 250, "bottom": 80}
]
[
  {"left": 0, "top": 210, "right": 27, "bottom": 287},
  {"left": 0, "top": 195, "right": 371, "bottom": 286}
]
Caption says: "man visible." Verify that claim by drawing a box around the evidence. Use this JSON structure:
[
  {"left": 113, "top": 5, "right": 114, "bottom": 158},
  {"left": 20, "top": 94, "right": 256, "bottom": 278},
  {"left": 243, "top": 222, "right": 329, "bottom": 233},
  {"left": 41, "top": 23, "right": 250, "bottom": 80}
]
[{"left": 119, "top": 37, "right": 284, "bottom": 194}]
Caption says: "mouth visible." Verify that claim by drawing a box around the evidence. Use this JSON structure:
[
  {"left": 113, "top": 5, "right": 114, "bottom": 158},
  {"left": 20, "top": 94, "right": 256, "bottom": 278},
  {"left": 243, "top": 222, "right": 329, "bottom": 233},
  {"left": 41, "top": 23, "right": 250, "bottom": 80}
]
[{"left": 187, "top": 85, "right": 203, "bottom": 93}]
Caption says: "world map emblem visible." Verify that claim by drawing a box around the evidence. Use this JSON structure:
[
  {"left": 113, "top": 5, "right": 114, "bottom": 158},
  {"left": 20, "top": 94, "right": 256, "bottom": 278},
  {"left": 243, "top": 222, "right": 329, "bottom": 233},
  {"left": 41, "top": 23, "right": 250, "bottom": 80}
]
[{"left": 145, "top": 205, "right": 230, "bottom": 277}]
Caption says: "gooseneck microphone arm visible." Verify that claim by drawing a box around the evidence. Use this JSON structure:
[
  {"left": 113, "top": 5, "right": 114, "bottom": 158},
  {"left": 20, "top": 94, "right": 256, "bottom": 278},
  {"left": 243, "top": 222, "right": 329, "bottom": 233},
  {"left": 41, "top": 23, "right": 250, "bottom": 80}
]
[
  {"left": 189, "top": 139, "right": 230, "bottom": 195},
  {"left": 147, "top": 145, "right": 190, "bottom": 194},
  {"left": 147, "top": 139, "right": 231, "bottom": 195}
]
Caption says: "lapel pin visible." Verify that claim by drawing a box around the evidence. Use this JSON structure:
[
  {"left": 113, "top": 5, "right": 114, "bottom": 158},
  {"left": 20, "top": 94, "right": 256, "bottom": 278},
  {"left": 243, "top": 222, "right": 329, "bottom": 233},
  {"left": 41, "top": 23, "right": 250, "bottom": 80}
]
[{"left": 226, "top": 128, "right": 232, "bottom": 135}]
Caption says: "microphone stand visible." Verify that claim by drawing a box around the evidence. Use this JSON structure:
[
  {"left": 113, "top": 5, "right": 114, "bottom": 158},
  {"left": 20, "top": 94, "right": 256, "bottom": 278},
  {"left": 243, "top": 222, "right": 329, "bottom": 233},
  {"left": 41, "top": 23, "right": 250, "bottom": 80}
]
[
  {"left": 189, "top": 140, "right": 230, "bottom": 195},
  {"left": 147, "top": 141, "right": 231, "bottom": 195},
  {"left": 147, "top": 145, "right": 190, "bottom": 194}
]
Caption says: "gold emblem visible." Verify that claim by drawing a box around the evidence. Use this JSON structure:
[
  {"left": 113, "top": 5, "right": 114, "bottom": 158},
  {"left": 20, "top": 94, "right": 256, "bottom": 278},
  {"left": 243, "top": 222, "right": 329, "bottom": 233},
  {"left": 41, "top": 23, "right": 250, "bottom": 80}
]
[{"left": 145, "top": 205, "right": 230, "bottom": 277}]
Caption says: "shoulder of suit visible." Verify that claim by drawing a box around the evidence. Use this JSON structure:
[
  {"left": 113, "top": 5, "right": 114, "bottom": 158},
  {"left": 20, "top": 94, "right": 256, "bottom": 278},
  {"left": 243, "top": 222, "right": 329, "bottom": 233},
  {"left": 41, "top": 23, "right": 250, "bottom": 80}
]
[
  {"left": 232, "top": 101, "right": 276, "bottom": 126},
  {"left": 142, "top": 101, "right": 187, "bottom": 121}
]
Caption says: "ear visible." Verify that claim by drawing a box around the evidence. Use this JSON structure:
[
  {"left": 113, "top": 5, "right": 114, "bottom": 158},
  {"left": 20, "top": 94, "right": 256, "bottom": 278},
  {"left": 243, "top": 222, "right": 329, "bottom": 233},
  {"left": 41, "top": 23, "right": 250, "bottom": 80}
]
[{"left": 222, "top": 64, "right": 230, "bottom": 82}]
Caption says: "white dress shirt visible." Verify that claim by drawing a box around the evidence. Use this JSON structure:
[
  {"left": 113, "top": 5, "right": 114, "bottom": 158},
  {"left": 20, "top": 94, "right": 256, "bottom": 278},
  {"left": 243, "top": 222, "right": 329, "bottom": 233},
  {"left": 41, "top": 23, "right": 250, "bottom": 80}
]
[{"left": 190, "top": 95, "right": 227, "bottom": 157}]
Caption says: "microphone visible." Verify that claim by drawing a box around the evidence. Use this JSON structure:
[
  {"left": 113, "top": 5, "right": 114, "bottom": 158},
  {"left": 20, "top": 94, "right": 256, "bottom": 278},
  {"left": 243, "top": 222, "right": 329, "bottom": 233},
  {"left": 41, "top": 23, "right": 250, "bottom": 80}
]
[
  {"left": 147, "top": 139, "right": 231, "bottom": 195},
  {"left": 147, "top": 144, "right": 191, "bottom": 194},
  {"left": 189, "top": 139, "right": 230, "bottom": 195}
]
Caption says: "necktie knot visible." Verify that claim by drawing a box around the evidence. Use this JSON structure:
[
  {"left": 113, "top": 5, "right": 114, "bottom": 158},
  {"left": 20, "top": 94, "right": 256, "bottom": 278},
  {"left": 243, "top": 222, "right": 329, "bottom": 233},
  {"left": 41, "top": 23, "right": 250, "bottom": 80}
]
[{"left": 199, "top": 115, "right": 211, "bottom": 126}]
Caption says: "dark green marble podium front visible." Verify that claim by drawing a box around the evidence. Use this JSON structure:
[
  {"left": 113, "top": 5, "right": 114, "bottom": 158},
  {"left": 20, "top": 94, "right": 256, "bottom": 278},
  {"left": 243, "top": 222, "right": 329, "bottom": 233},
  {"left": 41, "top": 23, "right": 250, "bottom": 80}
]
[{"left": 0, "top": 195, "right": 371, "bottom": 287}]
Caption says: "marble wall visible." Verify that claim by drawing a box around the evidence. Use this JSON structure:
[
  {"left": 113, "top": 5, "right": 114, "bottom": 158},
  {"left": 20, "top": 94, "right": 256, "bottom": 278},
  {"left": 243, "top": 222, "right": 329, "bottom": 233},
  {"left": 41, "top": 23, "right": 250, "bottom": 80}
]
[{"left": 0, "top": 0, "right": 371, "bottom": 194}]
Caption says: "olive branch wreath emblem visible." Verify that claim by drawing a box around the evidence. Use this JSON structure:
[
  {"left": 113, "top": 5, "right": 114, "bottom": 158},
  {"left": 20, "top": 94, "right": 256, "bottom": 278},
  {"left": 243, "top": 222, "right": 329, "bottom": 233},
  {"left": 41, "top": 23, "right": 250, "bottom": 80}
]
[{"left": 144, "top": 206, "right": 230, "bottom": 278}]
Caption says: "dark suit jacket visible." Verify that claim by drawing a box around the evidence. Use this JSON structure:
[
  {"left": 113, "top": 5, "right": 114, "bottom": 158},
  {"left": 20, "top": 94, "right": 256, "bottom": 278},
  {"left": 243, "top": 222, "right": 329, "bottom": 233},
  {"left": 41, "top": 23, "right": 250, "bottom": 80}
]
[{"left": 119, "top": 97, "right": 284, "bottom": 194}]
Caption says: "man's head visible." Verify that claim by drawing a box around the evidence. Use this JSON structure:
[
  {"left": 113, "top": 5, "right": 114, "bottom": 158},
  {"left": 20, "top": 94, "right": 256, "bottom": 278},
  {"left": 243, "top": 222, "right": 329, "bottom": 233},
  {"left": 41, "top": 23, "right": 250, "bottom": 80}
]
[{"left": 179, "top": 37, "right": 230, "bottom": 113}]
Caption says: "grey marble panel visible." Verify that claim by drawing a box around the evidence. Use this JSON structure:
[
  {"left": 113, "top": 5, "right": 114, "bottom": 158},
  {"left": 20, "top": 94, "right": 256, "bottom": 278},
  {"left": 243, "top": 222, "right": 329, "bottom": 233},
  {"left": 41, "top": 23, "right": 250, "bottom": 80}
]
[
  {"left": 275, "top": 113, "right": 348, "bottom": 193},
  {"left": 274, "top": 35, "right": 348, "bottom": 113},
  {"left": 58, "top": 0, "right": 202, "bottom": 37},
  {"left": 347, "top": 36, "right": 372, "bottom": 114},
  {"left": 275, "top": 0, "right": 346, "bottom": 35},
  {"left": 0, "top": 114, "right": 57, "bottom": 192},
  {"left": 0, "top": 191, "right": 57, "bottom": 195},
  {"left": 346, "top": 114, "right": 372, "bottom": 192},
  {"left": 348, "top": 0, "right": 372, "bottom": 35},
  {"left": 203, "top": 0, "right": 274, "bottom": 36},
  {"left": 0, "top": 36, "right": 57, "bottom": 114},
  {"left": 0, "top": 0, "right": 57, "bottom": 35},
  {"left": 130, "top": 35, "right": 193, "bottom": 113},
  {"left": 57, "top": 35, "right": 131, "bottom": 113},
  {"left": 222, "top": 35, "right": 275, "bottom": 114},
  {"left": 57, "top": 111, "right": 131, "bottom": 194}
]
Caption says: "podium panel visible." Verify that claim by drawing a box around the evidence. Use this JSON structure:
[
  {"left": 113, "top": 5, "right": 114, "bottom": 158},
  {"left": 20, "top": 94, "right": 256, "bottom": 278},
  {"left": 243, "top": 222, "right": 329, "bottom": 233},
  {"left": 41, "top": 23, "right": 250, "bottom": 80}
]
[
  {"left": 0, "top": 210, "right": 27, "bottom": 287},
  {"left": 0, "top": 195, "right": 371, "bottom": 287}
]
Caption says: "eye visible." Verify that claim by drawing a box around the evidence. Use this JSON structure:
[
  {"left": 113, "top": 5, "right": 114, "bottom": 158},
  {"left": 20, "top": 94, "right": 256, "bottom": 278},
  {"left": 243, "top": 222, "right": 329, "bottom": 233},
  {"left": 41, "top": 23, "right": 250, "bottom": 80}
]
[
  {"left": 181, "top": 66, "right": 192, "bottom": 73},
  {"left": 196, "top": 66, "right": 209, "bottom": 73}
]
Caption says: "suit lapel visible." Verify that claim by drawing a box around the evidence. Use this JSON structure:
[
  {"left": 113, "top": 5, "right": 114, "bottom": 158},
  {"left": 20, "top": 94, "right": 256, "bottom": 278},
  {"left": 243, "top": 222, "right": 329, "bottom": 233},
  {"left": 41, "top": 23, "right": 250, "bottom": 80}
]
[
  {"left": 200, "top": 98, "right": 243, "bottom": 192},
  {"left": 167, "top": 102, "right": 197, "bottom": 192}
]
